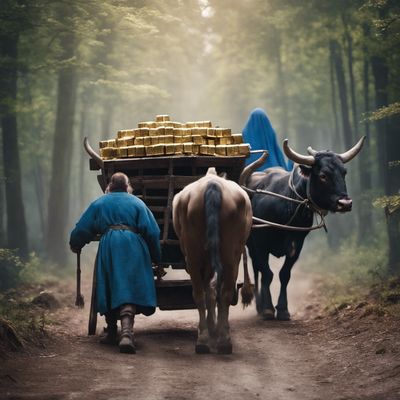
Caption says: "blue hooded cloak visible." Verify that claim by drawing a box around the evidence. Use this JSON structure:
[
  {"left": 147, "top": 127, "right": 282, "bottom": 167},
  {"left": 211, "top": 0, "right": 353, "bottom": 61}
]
[{"left": 242, "top": 108, "right": 291, "bottom": 171}]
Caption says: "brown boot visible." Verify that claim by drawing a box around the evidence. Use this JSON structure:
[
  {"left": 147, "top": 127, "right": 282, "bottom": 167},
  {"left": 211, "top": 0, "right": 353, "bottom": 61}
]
[
  {"left": 119, "top": 304, "right": 136, "bottom": 354},
  {"left": 100, "top": 311, "right": 118, "bottom": 345}
]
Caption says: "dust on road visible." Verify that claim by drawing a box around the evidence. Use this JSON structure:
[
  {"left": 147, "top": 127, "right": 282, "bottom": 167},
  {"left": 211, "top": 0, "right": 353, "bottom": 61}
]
[{"left": 1, "top": 257, "right": 399, "bottom": 400}]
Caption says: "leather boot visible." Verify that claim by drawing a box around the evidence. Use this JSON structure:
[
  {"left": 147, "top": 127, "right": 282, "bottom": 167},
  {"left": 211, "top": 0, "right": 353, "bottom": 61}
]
[
  {"left": 100, "top": 311, "right": 118, "bottom": 345},
  {"left": 119, "top": 304, "right": 136, "bottom": 354}
]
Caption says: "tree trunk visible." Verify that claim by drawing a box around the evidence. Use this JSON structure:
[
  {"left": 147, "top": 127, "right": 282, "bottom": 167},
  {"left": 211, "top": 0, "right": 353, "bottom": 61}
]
[
  {"left": 329, "top": 48, "right": 340, "bottom": 148},
  {"left": 357, "top": 24, "right": 373, "bottom": 243},
  {"left": 46, "top": 13, "right": 78, "bottom": 265},
  {"left": 272, "top": 29, "right": 288, "bottom": 137},
  {"left": 0, "top": 31, "right": 28, "bottom": 257},
  {"left": 329, "top": 39, "right": 353, "bottom": 150}
]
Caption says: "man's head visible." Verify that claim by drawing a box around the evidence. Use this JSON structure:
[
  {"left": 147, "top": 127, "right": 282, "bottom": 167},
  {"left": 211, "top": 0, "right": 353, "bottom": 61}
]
[{"left": 106, "top": 172, "right": 133, "bottom": 194}]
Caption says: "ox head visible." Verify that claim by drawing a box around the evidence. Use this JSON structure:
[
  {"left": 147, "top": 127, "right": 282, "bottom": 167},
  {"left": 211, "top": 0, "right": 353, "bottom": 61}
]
[{"left": 283, "top": 137, "right": 365, "bottom": 213}]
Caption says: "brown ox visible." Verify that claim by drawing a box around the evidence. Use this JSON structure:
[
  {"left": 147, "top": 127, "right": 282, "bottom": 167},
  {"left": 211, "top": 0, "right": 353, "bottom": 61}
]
[{"left": 172, "top": 168, "right": 253, "bottom": 354}]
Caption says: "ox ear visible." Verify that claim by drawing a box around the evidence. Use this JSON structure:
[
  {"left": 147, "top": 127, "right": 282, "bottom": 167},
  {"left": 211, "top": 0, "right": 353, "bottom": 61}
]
[{"left": 299, "top": 164, "right": 312, "bottom": 177}]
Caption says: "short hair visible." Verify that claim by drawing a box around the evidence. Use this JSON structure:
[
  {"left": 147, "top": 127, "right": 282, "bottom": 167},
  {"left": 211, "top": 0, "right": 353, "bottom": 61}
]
[{"left": 106, "top": 172, "right": 133, "bottom": 193}]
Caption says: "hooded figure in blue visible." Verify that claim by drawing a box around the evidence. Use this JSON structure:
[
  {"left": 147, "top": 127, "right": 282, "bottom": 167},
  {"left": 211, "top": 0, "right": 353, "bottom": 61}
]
[
  {"left": 242, "top": 108, "right": 292, "bottom": 171},
  {"left": 70, "top": 172, "right": 161, "bottom": 354}
]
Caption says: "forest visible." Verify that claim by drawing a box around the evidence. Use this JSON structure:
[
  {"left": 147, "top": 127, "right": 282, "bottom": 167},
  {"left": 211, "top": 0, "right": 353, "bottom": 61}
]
[
  {"left": 1, "top": 0, "right": 399, "bottom": 273},
  {"left": 1, "top": 1, "right": 400, "bottom": 398}
]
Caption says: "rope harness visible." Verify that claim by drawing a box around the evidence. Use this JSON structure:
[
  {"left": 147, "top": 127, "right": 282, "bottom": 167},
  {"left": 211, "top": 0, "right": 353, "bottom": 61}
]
[{"left": 242, "top": 167, "right": 328, "bottom": 232}]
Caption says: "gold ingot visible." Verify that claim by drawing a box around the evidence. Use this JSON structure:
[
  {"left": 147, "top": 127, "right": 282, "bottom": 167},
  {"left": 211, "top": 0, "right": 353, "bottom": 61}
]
[
  {"left": 156, "top": 126, "right": 165, "bottom": 135},
  {"left": 117, "top": 147, "right": 128, "bottom": 158},
  {"left": 173, "top": 128, "right": 184, "bottom": 136},
  {"left": 157, "top": 136, "right": 166, "bottom": 144},
  {"left": 172, "top": 122, "right": 183, "bottom": 128},
  {"left": 153, "top": 144, "right": 165, "bottom": 155},
  {"left": 174, "top": 144, "right": 183, "bottom": 154},
  {"left": 164, "top": 135, "right": 174, "bottom": 144},
  {"left": 217, "top": 137, "right": 233, "bottom": 145},
  {"left": 145, "top": 146, "right": 155, "bottom": 156},
  {"left": 215, "top": 145, "right": 227, "bottom": 156},
  {"left": 165, "top": 127, "right": 174, "bottom": 135},
  {"left": 226, "top": 145, "right": 239, "bottom": 156},
  {"left": 107, "top": 139, "right": 116, "bottom": 147},
  {"left": 164, "top": 121, "right": 174, "bottom": 127},
  {"left": 143, "top": 137, "right": 151, "bottom": 146},
  {"left": 140, "top": 127, "right": 149, "bottom": 136},
  {"left": 221, "top": 128, "right": 231, "bottom": 137},
  {"left": 192, "top": 135, "right": 206, "bottom": 145},
  {"left": 185, "top": 122, "right": 195, "bottom": 128},
  {"left": 232, "top": 134, "right": 243, "bottom": 144},
  {"left": 133, "top": 128, "right": 141, "bottom": 137},
  {"left": 149, "top": 128, "right": 158, "bottom": 136},
  {"left": 238, "top": 144, "right": 250, "bottom": 155},
  {"left": 183, "top": 142, "right": 193, "bottom": 153},
  {"left": 138, "top": 122, "right": 147, "bottom": 128},
  {"left": 200, "top": 145, "right": 208, "bottom": 155},
  {"left": 100, "top": 147, "right": 116, "bottom": 159},
  {"left": 165, "top": 144, "right": 175, "bottom": 155},
  {"left": 127, "top": 146, "right": 136, "bottom": 157},
  {"left": 135, "top": 145, "right": 146, "bottom": 157},
  {"left": 208, "top": 139, "right": 215, "bottom": 146},
  {"left": 151, "top": 136, "right": 159, "bottom": 145},
  {"left": 174, "top": 136, "right": 185, "bottom": 143},
  {"left": 206, "top": 128, "right": 215, "bottom": 137},
  {"left": 202, "top": 121, "right": 212, "bottom": 128},
  {"left": 99, "top": 140, "right": 108, "bottom": 149},
  {"left": 156, "top": 114, "right": 170, "bottom": 122},
  {"left": 135, "top": 137, "right": 144, "bottom": 145},
  {"left": 192, "top": 144, "right": 200, "bottom": 154}
]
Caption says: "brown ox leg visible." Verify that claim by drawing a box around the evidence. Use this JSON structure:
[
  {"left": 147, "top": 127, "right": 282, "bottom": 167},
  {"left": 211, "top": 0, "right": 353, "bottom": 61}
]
[
  {"left": 216, "top": 278, "right": 235, "bottom": 354},
  {"left": 205, "top": 278, "right": 217, "bottom": 343}
]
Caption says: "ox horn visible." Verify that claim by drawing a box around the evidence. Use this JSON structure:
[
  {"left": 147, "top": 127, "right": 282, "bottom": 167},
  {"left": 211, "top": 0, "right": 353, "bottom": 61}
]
[
  {"left": 337, "top": 136, "right": 366, "bottom": 164},
  {"left": 283, "top": 139, "right": 315, "bottom": 166},
  {"left": 307, "top": 146, "right": 318, "bottom": 156},
  {"left": 238, "top": 150, "right": 268, "bottom": 186},
  {"left": 84, "top": 137, "right": 104, "bottom": 169}
]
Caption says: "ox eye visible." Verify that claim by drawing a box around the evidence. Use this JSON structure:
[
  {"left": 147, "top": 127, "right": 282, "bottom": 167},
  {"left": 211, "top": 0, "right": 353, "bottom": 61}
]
[{"left": 319, "top": 173, "right": 327, "bottom": 182}]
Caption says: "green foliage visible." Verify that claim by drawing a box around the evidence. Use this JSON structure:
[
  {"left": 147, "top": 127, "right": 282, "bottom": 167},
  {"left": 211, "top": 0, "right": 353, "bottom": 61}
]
[
  {"left": 302, "top": 233, "right": 388, "bottom": 305},
  {"left": 373, "top": 195, "right": 400, "bottom": 214},
  {"left": 367, "top": 102, "right": 400, "bottom": 121},
  {"left": 0, "top": 249, "right": 41, "bottom": 291}
]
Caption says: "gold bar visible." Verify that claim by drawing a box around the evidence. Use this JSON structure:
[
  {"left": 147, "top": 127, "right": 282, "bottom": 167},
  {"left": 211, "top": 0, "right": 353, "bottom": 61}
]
[
  {"left": 226, "top": 145, "right": 239, "bottom": 156},
  {"left": 135, "top": 137, "right": 144, "bottom": 145},
  {"left": 143, "top": 137, "right": 151, "bottom": 146},
  {"left": 174, "top": 143, "right": 183, "bottom": 154},
  {"left": 135, "top": 145, "right": 146, "bottom": 157},
  {"left": 232, "top": 134, "right": 243, "bottom": 144},
  {"left": 215, "top": 145, "right": 227, "bottom": 156},
  {"left": 151, "top": 136, "right": 159, "bottom": 145},
  {"left": 183, "top": 142, "right": 193, "bottom": 153},
  {"left": 217, "top": 137, "right": 233, "bottom": 145},
  {"left": 140, "top": 127, "right": 149, "bottom": 136},
  {"left": 164, "top": 135, "right": 174, "bottom": 144},
  {"left": 165, "top": 144, "right": 175, "bottom": 155},
  {"left": 238, "top": 143, "right": 250, "bottom": 155}
]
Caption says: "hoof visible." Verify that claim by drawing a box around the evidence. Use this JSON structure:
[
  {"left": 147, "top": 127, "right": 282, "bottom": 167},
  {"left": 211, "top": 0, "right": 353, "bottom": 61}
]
[
  {"left": 195, "top": 343, "right": 210, "bottom": 354},
  {"left": 276, "top": 309, "right": 291, "bottom": 321},
  {"left": 217, "top": 342, "right": 232, "bottom": 355},
  {"left": 262, "top": 309, "right": 275, "bottom": 320}
]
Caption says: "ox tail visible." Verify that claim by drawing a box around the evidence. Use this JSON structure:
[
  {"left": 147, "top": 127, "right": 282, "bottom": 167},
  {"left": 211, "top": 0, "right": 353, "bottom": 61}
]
[{"left": 204, "top": 181, "right": 223, "bottom": 285}]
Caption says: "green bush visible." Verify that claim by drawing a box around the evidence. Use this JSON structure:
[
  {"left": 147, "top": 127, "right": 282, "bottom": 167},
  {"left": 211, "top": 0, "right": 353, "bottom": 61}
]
[
  {"left": 0, "top": 249, "right": 24, "bottom": 291},
  {"left": 0, "top": 249, "right": 41, "bottom": 292}
]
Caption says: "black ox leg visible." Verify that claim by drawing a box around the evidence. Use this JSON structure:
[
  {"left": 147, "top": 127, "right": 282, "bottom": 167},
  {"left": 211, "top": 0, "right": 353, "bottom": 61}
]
[
  {"left": 276, "top": 247, "right": 302, "bottom": 321},
  {"left": 256, "top": 255, "right": 275, "bottom": 320}
]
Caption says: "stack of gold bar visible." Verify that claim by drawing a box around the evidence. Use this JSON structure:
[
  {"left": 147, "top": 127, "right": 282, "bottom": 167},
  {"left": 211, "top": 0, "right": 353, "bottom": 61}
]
[{"left": 99, "top": 115, "right": 251, "bottom": 159}]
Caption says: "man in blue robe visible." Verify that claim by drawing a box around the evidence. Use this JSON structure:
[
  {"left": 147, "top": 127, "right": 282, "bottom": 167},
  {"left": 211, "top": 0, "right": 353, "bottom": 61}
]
[
  {"left": 70, "top": 172, "right": 161, "bottom": 354},
  {"left": 242, "top": 108, "right": 292, "bottom": 171}
]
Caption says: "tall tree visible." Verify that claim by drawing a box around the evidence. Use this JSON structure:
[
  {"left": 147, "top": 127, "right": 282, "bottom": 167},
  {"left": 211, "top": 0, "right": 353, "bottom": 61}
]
[
  {"left": 0, "top": 1, "right": 31, "bottom": 257},
  {"left": 46, "top": 3, "right": 79, "bottom": 264}
]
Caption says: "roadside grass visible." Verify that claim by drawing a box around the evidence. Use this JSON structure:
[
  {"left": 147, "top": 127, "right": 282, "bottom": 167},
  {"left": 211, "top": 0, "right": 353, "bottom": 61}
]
[
  {"left": 300, "top": 232, "right": 399, "bottom": 316},
  {"left": 0, "top": 250, "right": 71, "bottom": 354}
]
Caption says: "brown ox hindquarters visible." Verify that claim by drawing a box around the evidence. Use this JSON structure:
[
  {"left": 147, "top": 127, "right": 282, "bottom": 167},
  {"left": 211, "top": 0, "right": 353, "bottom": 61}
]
[{"left": 172, "top": 172, "right": 252, "bottom": 354}]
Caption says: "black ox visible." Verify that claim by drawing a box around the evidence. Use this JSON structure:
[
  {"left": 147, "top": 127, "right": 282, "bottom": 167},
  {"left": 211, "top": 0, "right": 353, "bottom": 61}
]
[{"left": 239, "top": 137, "right": 365, "bottom": 320}]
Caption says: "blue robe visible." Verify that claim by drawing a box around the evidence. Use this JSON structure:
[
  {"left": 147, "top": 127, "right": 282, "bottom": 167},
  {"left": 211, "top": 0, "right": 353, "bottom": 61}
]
[
  {"left": 70, "top": 192, "right": 161, "bottom": 316},
  {"left": 242, "top": 108, "right": 292, "bottom": 171}
]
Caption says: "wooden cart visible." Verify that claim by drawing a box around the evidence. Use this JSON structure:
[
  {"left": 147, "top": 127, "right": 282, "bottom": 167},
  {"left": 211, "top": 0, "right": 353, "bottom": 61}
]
[{"left": 87, "top": 153, "right": 247, "bottom": 333}]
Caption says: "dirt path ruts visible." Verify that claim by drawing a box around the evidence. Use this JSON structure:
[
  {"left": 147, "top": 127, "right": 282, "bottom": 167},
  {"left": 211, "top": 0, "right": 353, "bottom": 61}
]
[{"left": 0, "top": 260, "right": 397, "bottom": 400}]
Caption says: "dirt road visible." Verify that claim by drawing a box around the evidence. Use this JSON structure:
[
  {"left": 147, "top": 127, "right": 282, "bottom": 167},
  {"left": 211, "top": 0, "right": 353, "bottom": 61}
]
[{"left": 1, "top": 259, "right": 399, "bottom": 400}]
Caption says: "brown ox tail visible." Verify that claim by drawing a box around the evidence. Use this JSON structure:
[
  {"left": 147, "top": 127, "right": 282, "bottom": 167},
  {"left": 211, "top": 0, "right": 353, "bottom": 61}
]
[{"left": 204, "top": 181, "right": 223, "bottom": 283}]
